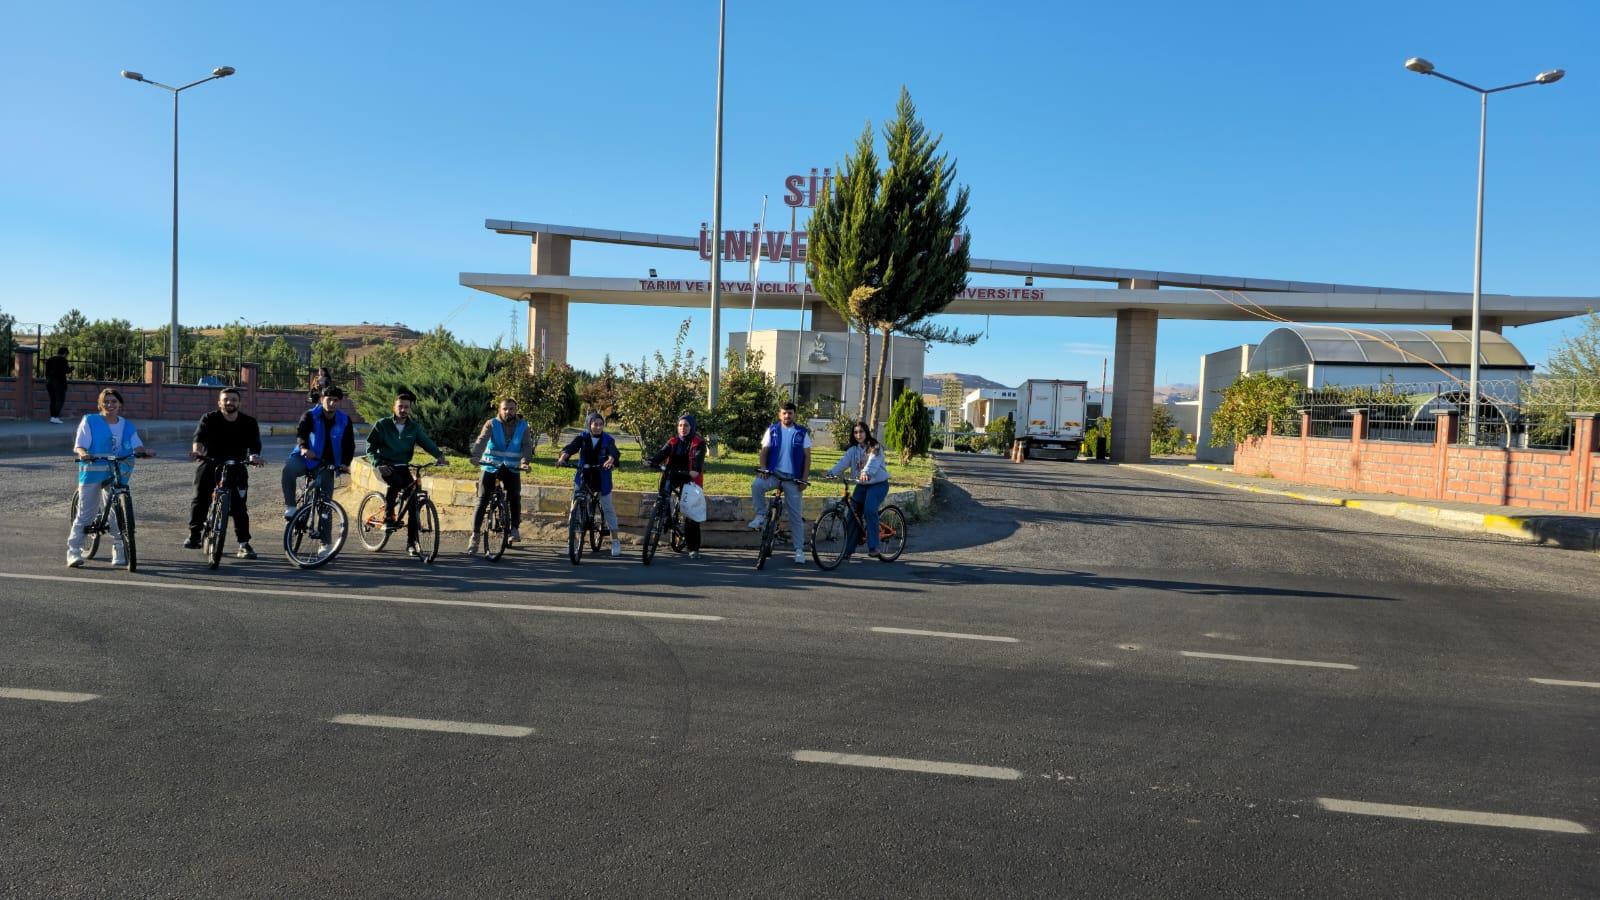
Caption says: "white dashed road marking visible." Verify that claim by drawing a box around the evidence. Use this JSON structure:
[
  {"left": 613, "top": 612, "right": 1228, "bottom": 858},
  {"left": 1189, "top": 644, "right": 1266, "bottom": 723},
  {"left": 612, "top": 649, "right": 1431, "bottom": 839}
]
[
  {"left": 330, "top": 714, "right": 534, "bottom": 738},
  {"left": 793, "top": 750, "right": 1023, "bottom": 780},
  {"left": 0, "top": 687, "right": 100, "bottom": 703},
  {"left": 0, "top": 572, "right": 723, "bottom": 622},
  {"left": 870, "top": 626, "right": 1019, "bottom": 643},
  {"left": 1317, "top": 798, "right": 1589, "bottom": 834},
  {"left": 1181, "top": 650, "right": 1357, "bottom": 670},
  {"left": 1530, "top": 677, "right": 1600, "bottom": 690}
]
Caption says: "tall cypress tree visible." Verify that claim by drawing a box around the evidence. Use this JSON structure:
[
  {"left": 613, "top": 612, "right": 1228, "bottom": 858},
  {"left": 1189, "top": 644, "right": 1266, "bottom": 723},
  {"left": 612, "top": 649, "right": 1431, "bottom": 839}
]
[{"left": 807, "top": 88, "right": 974, "bottom": 428}]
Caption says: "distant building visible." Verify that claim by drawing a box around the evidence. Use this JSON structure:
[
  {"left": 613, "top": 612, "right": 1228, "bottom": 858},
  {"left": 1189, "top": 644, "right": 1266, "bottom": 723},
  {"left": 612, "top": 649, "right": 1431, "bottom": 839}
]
[{"left": 731, "top": 329, "right": 924, "bottom": 423}]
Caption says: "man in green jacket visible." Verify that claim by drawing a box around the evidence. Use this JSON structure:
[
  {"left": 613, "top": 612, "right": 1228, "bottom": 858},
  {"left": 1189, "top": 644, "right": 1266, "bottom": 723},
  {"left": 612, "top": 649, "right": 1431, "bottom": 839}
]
[{"left": 366, "top": 390, "right": 447, "bottom": 555}]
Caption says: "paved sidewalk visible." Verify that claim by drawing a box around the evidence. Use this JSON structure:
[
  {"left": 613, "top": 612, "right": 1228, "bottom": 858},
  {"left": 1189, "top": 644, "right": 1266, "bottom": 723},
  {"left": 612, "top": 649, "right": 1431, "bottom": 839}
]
[
  {"left": 1121, "top": 459, "right": 1600, "bottom": 553},
  {"left": 0, "top": 418, "right": 322, "bottom": 453}
]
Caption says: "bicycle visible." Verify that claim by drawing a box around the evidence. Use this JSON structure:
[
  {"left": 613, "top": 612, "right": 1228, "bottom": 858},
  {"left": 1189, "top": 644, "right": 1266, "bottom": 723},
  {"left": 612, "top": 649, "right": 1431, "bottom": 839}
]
[
  {"left": 472, "top": 458, "right": 528, "bottom": 563},
  {"left": 641, "top": 464, "right": 690, "bottom": 566},
  {"left": 753, "top": 469, "right": 807, "bottom": 571},
  {"left": 68, "top": 453, "right": 141, "bottom": 572},
  {"left": 197, "top": 457, "right": 259, "bottom": 570},
  {"left": 564, "top": 461, "right": 607, "bottom": 565},
  {"left": 355, "top": 461, "right": 443, "bottom": 564},
  {"left": 283, "top": 461, "right": 349, "bottom": 569},
  {"left": 809, "top": 474, "right": 907, "bottom": 570}
]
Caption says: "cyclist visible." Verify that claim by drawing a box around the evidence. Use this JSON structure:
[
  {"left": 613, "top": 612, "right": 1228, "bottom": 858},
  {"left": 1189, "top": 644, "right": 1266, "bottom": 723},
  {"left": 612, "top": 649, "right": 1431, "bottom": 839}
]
[
  {"left": 281, "top": 386, "right": 355, "bottom": 524},
  {"left": 67, "top": 388, "right": 153, "bottom": 568},
  {"left": 366, "top": 389, "right": 447, "bottom": 556},
  {"left": 748, "top": 400, "right": 812, "bottom": 565},
  {"left": 555, "top": 411, "right": 622, "bottom": 558},
  {"left": 467, "top": 397, "right": 532, "bottom": 554},
  {"left": 185, "top": 386, "right": 263, "bottom": 558},
  {"left": 823, "top": 419, "right": 891, "bottom": 562},
  {"left": 646, "top": 412, "right": 707, "bottom": 559}
]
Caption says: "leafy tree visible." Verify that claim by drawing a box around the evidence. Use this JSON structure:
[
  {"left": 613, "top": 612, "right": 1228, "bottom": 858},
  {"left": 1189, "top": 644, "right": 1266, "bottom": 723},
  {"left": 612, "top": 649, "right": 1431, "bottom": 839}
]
[
  {"left": 704, "top": 347, "right": 783, "bottom": 453},
  {"left": 887, "top": 390, "right": 933, "bottom": 462},
  {"left": 490, "top": 351, "right": 578, "bottom": 454},
  {"left": 1523, "top": 311, "right": 1600, "bottom": 443},
  {"left": 984, "top": 410, "right": 1015, "bottom": 457},
  {"left": 615, "top": 319, "right": 707, "bottom": 457},
  {"left": 355, "top": 327, "right": 499, "bottom": 453},
  {"left": 578, "top": 355, "right": 621, "bottom": 419},
  {"left": 807, "top": 88, "right": 975, "bottom": 427},
  {"left": 311, "top": 331, "right": 353, "bottom": 381},
  {"left": 54, "top": 309, "right": 89, "bottom": 340},
  {"left": 1150, "top": 404, "right": 1189, "bottom": 455},
  {"left": 1209, "top": 373, "right": 1302, "bottom": 446},
  {"left": 261, "top": 336, "right": 303, "bottom": 391},
  {"left": 828, "top": 413, "right": 858, "bottom": 451},
  {"left": 68, "top": 318, "right": 141, "bottom": 381},
  {"left": 0, "top": 305, "right": 15, "bottom": 374}
]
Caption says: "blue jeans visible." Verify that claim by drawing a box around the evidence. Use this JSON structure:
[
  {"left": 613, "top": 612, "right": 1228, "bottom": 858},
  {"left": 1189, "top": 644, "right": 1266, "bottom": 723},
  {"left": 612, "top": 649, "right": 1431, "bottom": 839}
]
[{"left": 844, "top": 480, "right": 889, "bottom": 557}]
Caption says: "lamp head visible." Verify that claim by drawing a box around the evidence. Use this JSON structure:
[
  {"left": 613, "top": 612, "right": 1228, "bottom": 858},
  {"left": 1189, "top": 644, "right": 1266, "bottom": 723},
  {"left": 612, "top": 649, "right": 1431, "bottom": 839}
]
[
  {"left": 212, "top": 66, "right": 236, "bottom": 78},
  {"left": 121, "top": 70, "right": 145, "bottom": 82},
  {"left": 1536, "top": 69, "right": 1565, "bottom": 85},
  {"left": 1404, "top": 57, "right": 1435, "bottom": 75}
]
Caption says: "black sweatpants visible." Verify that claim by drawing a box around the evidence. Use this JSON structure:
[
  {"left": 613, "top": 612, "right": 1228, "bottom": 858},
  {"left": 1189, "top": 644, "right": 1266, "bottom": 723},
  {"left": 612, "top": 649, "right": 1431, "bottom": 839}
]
[{"left": 189, "top": 461, "right": 251, "bottom": 542}]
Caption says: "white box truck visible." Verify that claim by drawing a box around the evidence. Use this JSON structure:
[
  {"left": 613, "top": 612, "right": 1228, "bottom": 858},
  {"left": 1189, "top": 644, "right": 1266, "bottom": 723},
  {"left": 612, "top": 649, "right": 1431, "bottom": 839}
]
[{"left": 1020, "top": 379, "right": 1089, "bottom": 460}]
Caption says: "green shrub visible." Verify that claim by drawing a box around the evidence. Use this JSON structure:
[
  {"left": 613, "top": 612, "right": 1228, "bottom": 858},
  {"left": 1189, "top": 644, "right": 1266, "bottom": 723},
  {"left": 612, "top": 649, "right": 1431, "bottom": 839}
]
[
  {"left": 705, "top": 347, "right": 782, "bottom": 452},
  {"left": 985, "top": 414, "right": 1016, "bottom": 454},
  {"left": 615, "top": 319, "right": 707, "bottom": 457},
  {"left": 490, "top": 351, "right": 578, "bottom": 454},
  {"left": 829, "top": 414, "right": 857, "bottom": 450},
  {"left": 885, "top": 391, "right": 931, "bottom": 462},
  {"left": 355, "top": 327, "right": 499, "bottom": 453},
  {"left": 1210, "top": 373, "right": 1301, "bottom": 445}
]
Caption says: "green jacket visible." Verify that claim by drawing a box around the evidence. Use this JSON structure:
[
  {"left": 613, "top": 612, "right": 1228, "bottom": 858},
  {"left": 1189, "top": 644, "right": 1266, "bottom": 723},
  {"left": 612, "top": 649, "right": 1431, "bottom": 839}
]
[{"left": 365, "top": 416, "right": 443, "bottom": 467}]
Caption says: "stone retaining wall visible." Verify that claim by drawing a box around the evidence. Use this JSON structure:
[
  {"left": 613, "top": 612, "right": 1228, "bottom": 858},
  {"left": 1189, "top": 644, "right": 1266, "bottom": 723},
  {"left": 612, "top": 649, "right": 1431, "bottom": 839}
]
[{"left": 336, "top": 460, "right": 936, "bottom": 547}]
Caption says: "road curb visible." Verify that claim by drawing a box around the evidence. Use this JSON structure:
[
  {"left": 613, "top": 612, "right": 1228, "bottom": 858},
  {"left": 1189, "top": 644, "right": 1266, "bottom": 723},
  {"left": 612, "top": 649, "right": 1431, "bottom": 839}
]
[{"left": 1122, "top": 464, "right": 1600, "bottom": 552}]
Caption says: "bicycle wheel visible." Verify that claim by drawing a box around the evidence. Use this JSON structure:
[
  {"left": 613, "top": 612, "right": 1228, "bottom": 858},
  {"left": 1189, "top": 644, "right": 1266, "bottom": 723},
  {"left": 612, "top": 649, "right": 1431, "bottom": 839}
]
[
  {"left": 205, "top": 491, "right": 229, "bottom": 570},
  {"left": 641, "top": 503, "right": 663, "bottom": 566},
  {"left": 875, "top": 505, "right": 907, "bottom": 562},
  {"left": 355, "top": 491, "right": 391, "bottom": 551},
  {"left": 669, "top": 502, "right": 687, "bottom": 554},
  {"left": 484, "top": 492, "right": 509, "bottom": 562},
  {"left": 756, "top": 504, "right": 777, "bottom": 570},
  {"left": 415, "top": 498, "right": 440, "bottom": 564},
  {"left": 810, "top": 507, "right": 849, "bottom": 571},
  {"left": 284, "top": 500, "right": 346, "bottom": 569},
  {"left": 567, "top": 504, "right": 585, "bottom": 565},
  {"left": 588, "top": 498, "right": 603, "bottom": 553},
  {"left": 69, "top": 491, "right": 102, "bottom": 560},
  {"left": 114, "top": 491, "right": 137, "bottom": 572}
]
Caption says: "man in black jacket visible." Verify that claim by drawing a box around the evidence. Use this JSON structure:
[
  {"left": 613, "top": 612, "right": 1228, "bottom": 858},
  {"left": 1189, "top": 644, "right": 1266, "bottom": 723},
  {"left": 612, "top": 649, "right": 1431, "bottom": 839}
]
[
  {"left": 185, "top": 387, "right": 264, "bottom": 557},
  {"left": 44, "top": 347, "right": 71, "bottom": 424}
]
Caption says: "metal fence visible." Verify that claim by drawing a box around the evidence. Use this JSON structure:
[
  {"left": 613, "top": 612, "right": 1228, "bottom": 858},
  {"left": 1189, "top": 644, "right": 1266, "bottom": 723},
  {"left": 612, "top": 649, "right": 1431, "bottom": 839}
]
[{"left": 1298, "top": 378, "right": 1600, "bottom": 451}]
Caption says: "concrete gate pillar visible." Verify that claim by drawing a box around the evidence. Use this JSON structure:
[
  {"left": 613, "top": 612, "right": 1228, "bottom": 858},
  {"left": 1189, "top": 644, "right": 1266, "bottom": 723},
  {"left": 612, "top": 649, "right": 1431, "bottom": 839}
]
[
  {"left": 1111, "top": 287, "right": 1158, "bottom": 463},
  {"left": 1450, "top": 315, "right": 1502, "bottom": 333},
  {"left": 527, "top": 232, "right": 573, "bottom": 363},
  {"left": 811, "top": 304, "right": 847, "bottom": 332}
]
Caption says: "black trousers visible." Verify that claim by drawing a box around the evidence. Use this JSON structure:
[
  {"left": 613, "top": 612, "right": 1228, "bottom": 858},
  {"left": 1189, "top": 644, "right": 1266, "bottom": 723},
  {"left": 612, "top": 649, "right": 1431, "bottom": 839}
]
[
  {"left": 668, "top": 472, "right": 702, "bottom": 552},
  {"left": 378, "top": 465, "right": 419, "bottom": 543},
  {"left": 189, "top": 461, "right": 251, "bottom": 541},
  {"left": 46, "top": 381, "right": 66, "bottom": 418},
  {"left": 472, "top": 469, "right": 522, "bottom": 532}
]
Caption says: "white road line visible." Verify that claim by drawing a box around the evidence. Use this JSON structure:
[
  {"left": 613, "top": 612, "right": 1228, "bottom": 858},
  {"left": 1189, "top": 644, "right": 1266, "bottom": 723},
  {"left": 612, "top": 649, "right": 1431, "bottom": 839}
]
[
  {"left": 1530, "top": 677, "right": 1600, "bottom": 690},
  {"left": 1317, "top": 798, "right": 1589, "bottom": 834},
  {"left": 0, "top": 572, "right": 722, "bottom": 622},
  {"left": 0, "top": 687, "right": 100, "bottom": 703},
  {"left": 792, "top": 750, "right": 1023, "bottom": 780},
  {"left": 1181, "top": 650, "right": 1357, "bottom": 670},
  {"left": 329, "top": 714, "right": 534, "bottom": 738},
  {"left": 870, "top": 626, "right": 1019, "bottom": 643}
]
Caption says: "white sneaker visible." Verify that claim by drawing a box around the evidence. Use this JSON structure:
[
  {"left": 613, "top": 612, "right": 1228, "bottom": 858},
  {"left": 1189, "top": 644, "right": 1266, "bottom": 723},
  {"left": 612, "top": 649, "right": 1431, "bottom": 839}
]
[
  {"left": 689, "top": 550, "right": 701, "bottom": 560},
  {"left": 317, "top": 541, "right": 332, "bottom": 557},
  {"left": 747, "top": 516, "right": 766, "bottom": 530},
  {"left": 66, "top": 551, "right": 84, "bottom": 568},
  {"left": 111, "top": 548, "right": 126, "bottom": 567},
  {"left": 466, "top": 534, "right": 481, "bottom": 555},
  {"left": 794, "top": 549, "right": 808, "bottom": 565},
  {"left": 510, "top": 528, "right": 521, "bottom": 543},
  {"left": 610, "top": 540, "right": 621, "bottom": 558},
  {"left": 283, "top": 507, "right": 297, "bottom": 521},
  {"left": 50, "top": 417, "right": 63, "bottom": 424}
]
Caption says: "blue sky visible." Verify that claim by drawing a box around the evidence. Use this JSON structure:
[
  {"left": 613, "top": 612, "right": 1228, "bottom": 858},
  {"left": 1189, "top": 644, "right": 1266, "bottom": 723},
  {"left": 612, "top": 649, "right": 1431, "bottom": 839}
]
[{"left": 3, "top": 0, "right": 1595, "bottom": 387}]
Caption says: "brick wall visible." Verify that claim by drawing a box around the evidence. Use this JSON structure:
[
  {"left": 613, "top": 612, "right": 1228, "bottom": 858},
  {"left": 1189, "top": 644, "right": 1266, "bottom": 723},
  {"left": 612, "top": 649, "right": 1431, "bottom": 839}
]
[{"left": 1232, "top": 410, "right": 1599, "bottom": 514}]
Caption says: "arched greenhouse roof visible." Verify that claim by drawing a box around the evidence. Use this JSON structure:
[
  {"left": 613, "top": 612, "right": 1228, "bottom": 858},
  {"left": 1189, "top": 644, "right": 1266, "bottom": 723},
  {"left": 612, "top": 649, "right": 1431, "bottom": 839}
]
[{"left": 1250, "top": 326, "right": 1530, "bottom": 372}]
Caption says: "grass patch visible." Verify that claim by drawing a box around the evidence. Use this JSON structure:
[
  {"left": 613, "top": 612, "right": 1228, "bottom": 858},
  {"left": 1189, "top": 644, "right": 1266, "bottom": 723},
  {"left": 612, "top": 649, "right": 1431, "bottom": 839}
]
[{"left": 441, "top": 441, "right": 935, "bottom": 494}]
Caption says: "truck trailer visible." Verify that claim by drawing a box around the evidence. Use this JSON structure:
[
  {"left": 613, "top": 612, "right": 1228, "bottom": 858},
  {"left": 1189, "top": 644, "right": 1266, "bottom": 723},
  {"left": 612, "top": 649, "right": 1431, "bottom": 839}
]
[{"left": 1019, "top": 379, "right": 1089, "bottom": 460}]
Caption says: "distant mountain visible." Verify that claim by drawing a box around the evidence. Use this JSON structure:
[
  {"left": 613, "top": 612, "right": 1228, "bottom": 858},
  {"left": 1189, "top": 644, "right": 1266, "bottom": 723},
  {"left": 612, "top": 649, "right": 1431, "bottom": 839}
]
[{"left": 1155, "top": 383, "right": 1200, "bottom": 403}]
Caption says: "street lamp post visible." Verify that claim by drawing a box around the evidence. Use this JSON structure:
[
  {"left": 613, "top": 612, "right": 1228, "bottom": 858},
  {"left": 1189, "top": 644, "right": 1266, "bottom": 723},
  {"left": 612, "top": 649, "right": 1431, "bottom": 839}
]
[
  {"left": 1403, "top": 57, "right": 1563, "bottom": 444},
  {"left": 122, "top": 65, "right": 236, "bottom": 383}
]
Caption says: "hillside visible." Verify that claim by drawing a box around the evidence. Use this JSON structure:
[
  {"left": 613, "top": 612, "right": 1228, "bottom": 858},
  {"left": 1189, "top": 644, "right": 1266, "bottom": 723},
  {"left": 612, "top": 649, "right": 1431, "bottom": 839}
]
[{"left": 183, "top": 323, "right": 426, "bottom": 362}]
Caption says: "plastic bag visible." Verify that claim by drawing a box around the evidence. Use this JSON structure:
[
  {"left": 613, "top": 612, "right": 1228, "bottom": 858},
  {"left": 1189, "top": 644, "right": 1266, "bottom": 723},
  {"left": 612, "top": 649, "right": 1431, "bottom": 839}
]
[{"left": 679, "top": 482, "right": 707, "bottom": 523}]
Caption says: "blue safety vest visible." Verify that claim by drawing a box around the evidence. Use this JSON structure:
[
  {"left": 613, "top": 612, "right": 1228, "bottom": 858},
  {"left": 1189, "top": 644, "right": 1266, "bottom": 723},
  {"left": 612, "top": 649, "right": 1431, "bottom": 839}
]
[
  {"left": 77, "top": 414, "right": 136, "bottom": 485},
  {"left": 571, "top": 432, "right": 617, "bottom": 496},
  {"left": 291, "top": 407, "right": 350, "bottom": 466},
  {"left": 766, "top": 422, "right": 809, "bottom": 477},
  {"left": 482, "top": 418, "right": 528, "bottom": 472}
]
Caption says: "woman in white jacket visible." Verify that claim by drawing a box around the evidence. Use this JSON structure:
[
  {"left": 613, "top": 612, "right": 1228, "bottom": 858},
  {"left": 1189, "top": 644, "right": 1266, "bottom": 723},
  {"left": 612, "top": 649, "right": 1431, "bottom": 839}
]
[{"left": 824, "top": 420, "right": 891, "bottom": 561}]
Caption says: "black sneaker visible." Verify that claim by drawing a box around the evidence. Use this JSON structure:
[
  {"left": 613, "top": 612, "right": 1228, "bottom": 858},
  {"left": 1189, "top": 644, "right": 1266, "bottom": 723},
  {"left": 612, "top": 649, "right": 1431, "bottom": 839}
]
[
  {"left": 183, "top": 534, "right": 202, "bottom": 550},
  {"left": 236, "top": 542, "right": 257, "bottom": 560}
]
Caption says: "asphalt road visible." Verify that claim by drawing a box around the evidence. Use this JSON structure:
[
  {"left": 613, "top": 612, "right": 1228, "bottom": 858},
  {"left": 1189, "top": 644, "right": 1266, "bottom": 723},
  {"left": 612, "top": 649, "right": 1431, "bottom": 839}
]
[{"left": 1, "top": 440, "right": 1596, "bottom": 898}]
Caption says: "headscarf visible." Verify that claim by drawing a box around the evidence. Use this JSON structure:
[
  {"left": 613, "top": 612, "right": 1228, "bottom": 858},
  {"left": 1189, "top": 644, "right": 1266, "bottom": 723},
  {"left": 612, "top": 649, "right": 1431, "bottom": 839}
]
[{"left": 677, "top": 413, "right": 697, "bottom": 438}]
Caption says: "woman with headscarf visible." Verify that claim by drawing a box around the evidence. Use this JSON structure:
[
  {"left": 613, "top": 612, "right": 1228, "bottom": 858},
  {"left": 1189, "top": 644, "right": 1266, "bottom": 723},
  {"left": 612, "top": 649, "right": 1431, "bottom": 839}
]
[
  {"left": 556, "top": 411, "right": 624, "bottom": 557},
  {"left": 647, "top": 412, "right": 707, "bottom": 558}
]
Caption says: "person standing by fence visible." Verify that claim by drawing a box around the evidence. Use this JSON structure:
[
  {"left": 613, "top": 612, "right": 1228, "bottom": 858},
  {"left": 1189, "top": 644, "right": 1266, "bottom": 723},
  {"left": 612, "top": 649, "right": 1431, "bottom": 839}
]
[{"left": 45, "top": 347, "right": 71, "bottom": 424}]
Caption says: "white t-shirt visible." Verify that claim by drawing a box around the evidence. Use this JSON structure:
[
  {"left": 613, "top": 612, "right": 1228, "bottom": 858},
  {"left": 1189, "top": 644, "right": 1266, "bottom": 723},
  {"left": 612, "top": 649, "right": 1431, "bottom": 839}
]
[{"left": 760, "top": 424, "right": 812, "bottom": 476}]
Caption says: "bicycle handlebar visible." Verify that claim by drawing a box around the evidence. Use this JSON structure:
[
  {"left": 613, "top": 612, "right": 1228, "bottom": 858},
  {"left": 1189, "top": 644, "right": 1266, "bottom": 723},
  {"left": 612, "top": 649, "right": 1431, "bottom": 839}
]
[
  {"left": 755, "top": 469, "right": 809, "bottom": 487},
  {"left": 77, "top": 453, "right": 140, "bottom": 462},
  {"left": 476, "top": 459, "right": 530, "bottom": 471}
]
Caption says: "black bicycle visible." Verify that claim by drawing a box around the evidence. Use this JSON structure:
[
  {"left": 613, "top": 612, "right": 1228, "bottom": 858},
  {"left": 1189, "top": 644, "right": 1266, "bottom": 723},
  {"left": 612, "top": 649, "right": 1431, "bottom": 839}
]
[
  {"left": 472, "top": 459, "right": 526, "bottom": 563},
  {"left": 564, "top": 462, "right": 606, "bottom": 565},
  {"left": 355, "top": 461, "right": 443, "bottom": 564},
  {"left": 810, "top": 474, "right": 907, "bottom": 570},
  {"left": 68, "top": 453, "right": 140, "bottom": 572},
  {"left": 641, "top": 464, "right": 689, "bottom": 566},
  {"left": 283, "top": 461, "right": 349, "bottom": 569},
  {"left": 753, "top": 469, "right": 807, "bottom": 571},
  {"left": 198, "top": 457, "right": 258, "bottom": 570}
]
